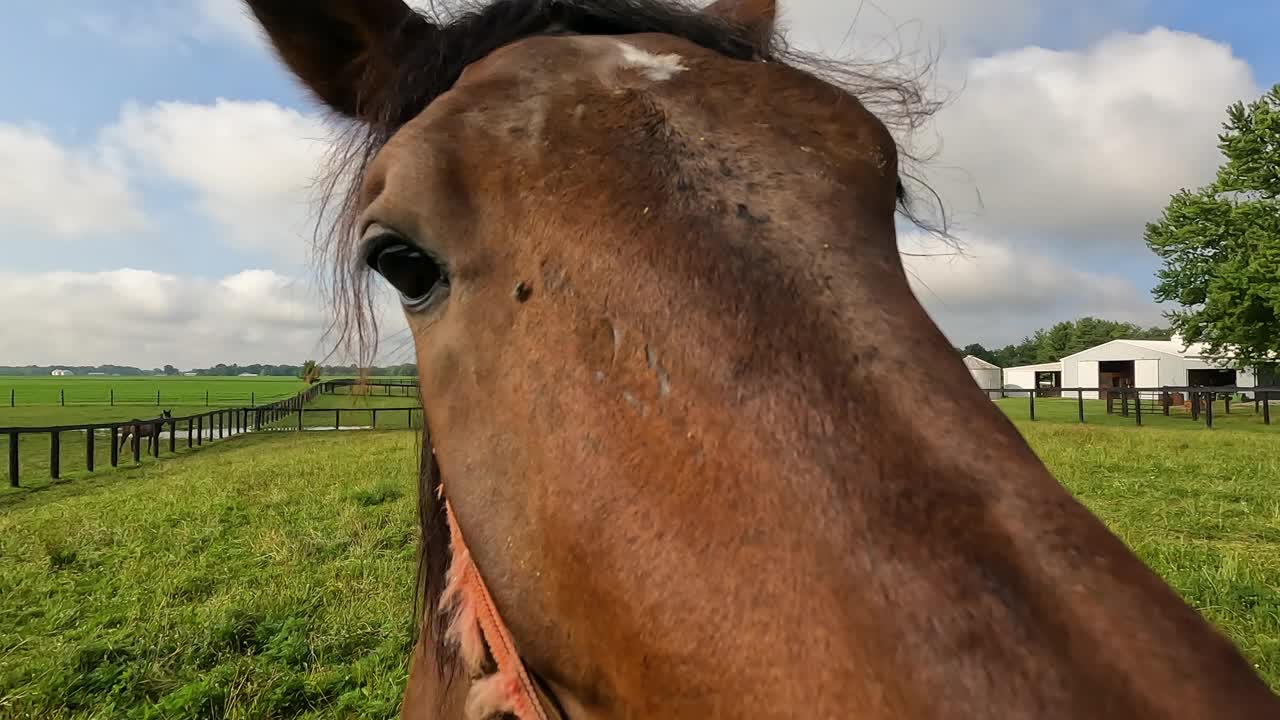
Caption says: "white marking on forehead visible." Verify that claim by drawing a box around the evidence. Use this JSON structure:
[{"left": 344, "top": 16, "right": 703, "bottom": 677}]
[{"left": 616, "top": 41, "right": 686, "bottom": 82}]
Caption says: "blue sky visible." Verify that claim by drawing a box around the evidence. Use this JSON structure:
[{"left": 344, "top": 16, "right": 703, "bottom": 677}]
[{"left": 0, "top": 0, "right": 1276, "bottom": 367}]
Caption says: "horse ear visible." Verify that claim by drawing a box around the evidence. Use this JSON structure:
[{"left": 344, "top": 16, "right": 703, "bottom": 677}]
[
  {"left": 243, "top": 0, "right": 435, "bottom": 122},
  {"left": 702, "top": 0, "right": 777, "bottom": 43}
]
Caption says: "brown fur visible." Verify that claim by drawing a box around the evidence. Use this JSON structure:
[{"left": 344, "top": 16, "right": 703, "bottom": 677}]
[
  {"left": 119, "top": 410, "right": 172, "bottom": 455},
  {"left": 243, "top": 1, "right": 1280, "bottom": 718}
]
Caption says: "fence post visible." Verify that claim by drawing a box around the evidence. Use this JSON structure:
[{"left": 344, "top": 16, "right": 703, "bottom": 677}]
[
  {"left": 8, "top": 432, "right": 18, "bottom": 487},
  {"left": 297, "top": 407, "right": 304, "bottom": 431},
  {"left": 335, "top": 409, "right": 341, "bottom": 430},
  {"left": 50, "top": 431, "right": 61, "bottom": 479},
  {"left": 156, "top": 390, "right": 161, "bottom": 406},
  {"left": 111, "top": 426, "right": 119, "bottom": 467},
  {"left": 169, "top": 420, "right": 176, "bottom": 454},
  {"left": 1265, "top": 392, "right": 1272, "bottom": 426},
  {"left": 61, "top": 389, "right": 65, "bottom": 407},
  {"left": 9, "top": 388, "right": 13, "bottom": 407},
  {"left": 218, "top": 412, "right": 224, "bottom": 439},
  {"left": 205, "top": 390, "right": 209, "bottom": 406},
  {"left": 1224, "top": 395, "right": 1232, "bottom": 414},
  {"left": 372, "top": 409, "right": 378, "bottom": 429},
  {"left": 1205, "top": 394, "right": 1214, "bottom": 429},
  {"left": 197, "top": 416, "right": 203, "bottom": 446},
  {"left": 86, "top": 429, "right": 95, "bottom": 473},
  {"left": 110, "top": 388, "right": 114, "bottom": 406},
  {"left": 1162, "top": 390, "right": 1170, "bottom": 416},
  {"left": 1028, "top": 390, "right": 1036, "bottom": 421},
  {"left": 251, "top": 392, "right": 255, "bottom": 407},
  {"left": 407, "top": 408, "right": 413, "bottom": 429},
  {"left": 152, "top": 425, "right": 160, "bottom": 458},
  {"left": 1134, "top": 389, "right": 1142, "bottom": 426},
  {"left": 132, "top": 427, "right": 141, "bottom": 464},
  {"left": 188, "top": 419, "right": 193, "bottom": 448}
]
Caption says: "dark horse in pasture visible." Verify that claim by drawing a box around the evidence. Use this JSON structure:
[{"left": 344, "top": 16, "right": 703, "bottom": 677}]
[
  {"left": 119, "top": 410, "right": 172, "bottom": 456},
  {"left": 245, "top": 0, "right": 1280, "bottom": 717}
]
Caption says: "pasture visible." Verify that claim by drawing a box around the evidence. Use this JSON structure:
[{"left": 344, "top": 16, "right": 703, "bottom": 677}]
[
  {"left": 0, "top": 376, "right": 307, "bottom": 420},
  {"left": 1, "top": 391, "right": 421, "bottom": 496},
  {"left": 0, "top": 416, "right": 1276, "bottom": 718},
  {"left": 0, "top": 431, "right": 419, "bottom": 719}
]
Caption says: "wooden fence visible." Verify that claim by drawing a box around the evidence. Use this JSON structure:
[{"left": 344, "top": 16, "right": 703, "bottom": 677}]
[
  {"left": 983, "top": 385, "right": 1277, "bottom": 429},
  {"left": 3, "top": 380, "right": 421, "bottom": 488}
]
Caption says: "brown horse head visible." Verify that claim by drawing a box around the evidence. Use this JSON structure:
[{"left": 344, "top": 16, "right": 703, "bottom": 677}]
[{"left": 245, "top": 1, "right": 1278, "bottom": 718}]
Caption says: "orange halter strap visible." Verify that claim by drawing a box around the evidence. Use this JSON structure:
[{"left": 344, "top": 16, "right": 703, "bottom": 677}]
[{"left": 443, "top": 499, "right": 563, "bottom": 720}]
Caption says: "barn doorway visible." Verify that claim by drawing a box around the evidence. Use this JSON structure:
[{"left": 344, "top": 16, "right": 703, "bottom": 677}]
[
  {"left": 1035, "top": 371, "right": 1063, "bottom": 398},
  {"left": 1099, "top": 360, "right": 1135, "bottom": 399},
  {"left": 1187, "top": 368, "right": 1236, "bottom": 388}
]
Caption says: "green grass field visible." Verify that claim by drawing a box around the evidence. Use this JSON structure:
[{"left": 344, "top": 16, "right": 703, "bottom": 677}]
[
  {"left": 0, "top": 431, "right": 419, "bottom": 719},
  {"left": 1025, "top": 422, "right": 1280, "bottom": 686},
  {"left": 1, "top": 393, "right": 422, "bottom": 497},
  {"left": 0, "top": 416, "right": 1276, "bottom": 717},
  {"left": 0, "top": 377, "right": 306, "bottom": 414}
]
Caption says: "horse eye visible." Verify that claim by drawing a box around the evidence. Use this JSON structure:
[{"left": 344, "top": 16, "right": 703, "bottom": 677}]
[{"left": 366, "top": 237, "right": 449, "bottom": 310}]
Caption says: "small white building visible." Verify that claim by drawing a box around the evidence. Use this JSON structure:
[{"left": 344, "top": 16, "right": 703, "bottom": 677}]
[
  {"left": 963, "top": 355, "right": 1002, "bottom": 399},
  {"left": 50, "top": 369, "right": 73, "bottom": 376},
  {"left": 1003, "top": 362, "right": 1064, "bottom": 394},
  {"left": 1062, "top": 336, "right": 1257, "bottom": 400}
]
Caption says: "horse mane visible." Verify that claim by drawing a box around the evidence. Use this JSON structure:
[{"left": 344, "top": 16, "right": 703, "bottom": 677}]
[{"left": 301, "top": 0, "right": 944, "bottom": 692}]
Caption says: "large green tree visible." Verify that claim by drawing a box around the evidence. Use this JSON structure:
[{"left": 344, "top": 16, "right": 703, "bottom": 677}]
[{"left": 1145, "top": 84, "right": 1280, "bottom": 370}]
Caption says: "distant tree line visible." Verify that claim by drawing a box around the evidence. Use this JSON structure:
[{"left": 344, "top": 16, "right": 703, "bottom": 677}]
[
  {"left": 179, "top": 363, "right": 419, "bottom": 377},
  {"left": 956, "top": 317, "right": 1171, "bottom": 368},
  {"left": 0, "top": 363, "right": 418, "bottom": 377},
  {"left": 0, "top": 365, "right": 153, "bottom": 377}
]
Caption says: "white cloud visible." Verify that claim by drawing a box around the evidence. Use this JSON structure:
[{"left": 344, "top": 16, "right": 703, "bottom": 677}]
[
  {"left": 0, "top": 98, "right": 333, "bottom": 271},
  {"left": 194, "top": 0, "right": 261, "bottom": 46},
  {"left": 47, "top": 1, "right": 264, "bottom": 51},
  {"left": 0, "top": 266, "right": 412, "bottom": 368},
  {"left": 102, "top": 99, "right": 334, "bottom": 265},
  {"left": 901, "top": 233, "right": 1164, "bottom": 345},
  {"left": 0, "top": 124, "right": 147, "bottom": 238},
  {"left": 0, "top": 269, "right": 319, "bottom": 368},
  {"left": 919, "top": 27, "right": 1259, "bottom": 245}
]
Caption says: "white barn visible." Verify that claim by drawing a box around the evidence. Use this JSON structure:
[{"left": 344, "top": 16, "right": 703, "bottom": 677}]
[
  {"left": 1062, "top": 336, "right": 1257, "bottom": 400},
  {"left": 963, "top": 355, "right": 1002, "bottom": 399},
  {"left": 50, "top": 369, "right": 73, "bottom": 376},
  {"left": 1003, "top": 362, "right": 1064, "bottom": 394}
]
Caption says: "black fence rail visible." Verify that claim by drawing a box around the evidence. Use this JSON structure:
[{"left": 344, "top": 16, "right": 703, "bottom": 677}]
[
  {"left": 983, "top": 385, "right": 1278, "bottom": 429},
  {"left": 320, "top": 379, "right": 419, "bottom": 398},
  {"left": 259, "top": 406, "right": 424, "bottom": 433},
  {"left": 2, "top": 380, "right": 422, "bottom": 488}
]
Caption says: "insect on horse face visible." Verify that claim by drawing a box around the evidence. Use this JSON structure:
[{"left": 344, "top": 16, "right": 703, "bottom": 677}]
[{"left": 246, "top": 1, "right": 1280, "bottom": 718}]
